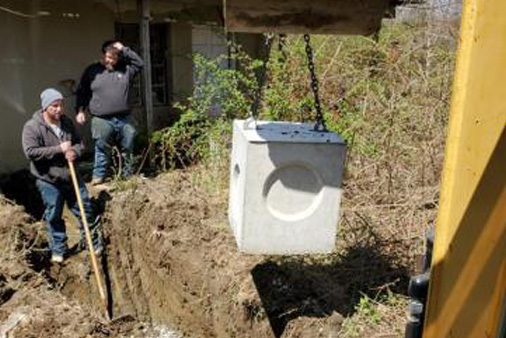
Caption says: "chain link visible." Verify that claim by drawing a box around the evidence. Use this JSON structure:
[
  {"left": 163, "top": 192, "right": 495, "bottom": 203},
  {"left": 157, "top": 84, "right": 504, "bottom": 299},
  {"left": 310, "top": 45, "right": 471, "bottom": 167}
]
[
  {"left": 251, "top": 33, "right": 327, "bottom": 132},
  {"left": 304, "top": 34, "right": 327, "bottom": 132},
  {"left": 251, "top": 33, "right": 274, "bottom": 119},
  {"left": 278, "top": 34, "right": 287, "bottom": 61}
]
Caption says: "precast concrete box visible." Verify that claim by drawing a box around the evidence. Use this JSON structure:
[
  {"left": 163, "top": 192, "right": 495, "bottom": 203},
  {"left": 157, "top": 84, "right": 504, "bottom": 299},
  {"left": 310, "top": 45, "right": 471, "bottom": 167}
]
[{"left": 228, "top": 119, "right": 347, "bottom": 254}]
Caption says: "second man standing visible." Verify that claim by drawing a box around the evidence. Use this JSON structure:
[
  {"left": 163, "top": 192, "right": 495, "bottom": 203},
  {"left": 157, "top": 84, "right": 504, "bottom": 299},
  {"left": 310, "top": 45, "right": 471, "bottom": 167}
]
[{"left": 76, "top": 40, "right": 143, "bottom": 185}]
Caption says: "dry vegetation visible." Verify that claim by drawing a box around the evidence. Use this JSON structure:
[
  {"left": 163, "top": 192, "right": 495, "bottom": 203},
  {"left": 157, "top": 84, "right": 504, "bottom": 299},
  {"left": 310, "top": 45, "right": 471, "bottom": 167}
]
[{"left": 182, "top": 19, "right": 458, "bottom": 336}]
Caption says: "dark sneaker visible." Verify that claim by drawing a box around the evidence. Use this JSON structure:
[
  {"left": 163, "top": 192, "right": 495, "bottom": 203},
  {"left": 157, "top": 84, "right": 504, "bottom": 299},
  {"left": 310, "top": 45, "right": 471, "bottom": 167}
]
[
  {"left": 68, "top": 241, "right": 85, "bottom": 255},
  {"left": 76, "top": 239, "right": 86, "bottom": 253}
]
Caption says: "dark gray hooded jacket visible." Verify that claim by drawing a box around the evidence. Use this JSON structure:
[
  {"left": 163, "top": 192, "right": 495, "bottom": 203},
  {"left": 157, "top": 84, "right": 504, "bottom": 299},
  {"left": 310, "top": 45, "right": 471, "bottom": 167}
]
[{"left": 22, "top": 110, "right": 83, "bottom": 184}]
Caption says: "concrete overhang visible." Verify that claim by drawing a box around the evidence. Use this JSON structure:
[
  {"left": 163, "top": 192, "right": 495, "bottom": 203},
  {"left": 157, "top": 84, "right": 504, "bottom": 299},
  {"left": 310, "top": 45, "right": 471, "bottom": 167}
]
[
  {"left": 223, "top": 0, "right": 426, "bottom": 35},
  {"left": 93, "top": 0, "right": 424, "bottom": 34}
]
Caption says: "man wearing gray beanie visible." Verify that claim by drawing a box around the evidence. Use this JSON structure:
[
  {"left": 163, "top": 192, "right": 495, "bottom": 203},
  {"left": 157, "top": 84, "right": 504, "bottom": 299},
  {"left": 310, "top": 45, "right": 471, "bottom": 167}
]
[{"left": 22, "top": 88, "right": 103, "bottom": 263}]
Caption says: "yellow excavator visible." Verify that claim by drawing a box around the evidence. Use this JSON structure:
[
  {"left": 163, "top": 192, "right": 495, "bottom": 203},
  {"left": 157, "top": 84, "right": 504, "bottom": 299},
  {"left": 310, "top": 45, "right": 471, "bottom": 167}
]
[{"left": 223, "top": 0, "right": 506, "bottom": 337}]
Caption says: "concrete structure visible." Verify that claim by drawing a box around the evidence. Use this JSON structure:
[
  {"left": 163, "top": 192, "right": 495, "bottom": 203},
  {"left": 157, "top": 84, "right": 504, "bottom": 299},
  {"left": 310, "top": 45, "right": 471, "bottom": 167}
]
[
  {"left": 0, "top": 0, "right": 262, "bottom": 174},
  {"left": 224, "top": 0, "right": 429, "bottom": 35},
  {"left": 228, "top": 119, "right": 347, "bottom": 254}
]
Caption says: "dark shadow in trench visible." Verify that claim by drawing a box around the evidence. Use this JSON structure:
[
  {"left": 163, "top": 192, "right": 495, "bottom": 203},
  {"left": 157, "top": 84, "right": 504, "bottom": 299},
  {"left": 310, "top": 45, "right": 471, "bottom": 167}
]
[
  {"left": 92, "top": 190, "right": 114, "bottom": 318},
  {"left": 99, "top": 246, "right": 114, "bottom": 318},
  {"left": 251, "top": 240, "right": 411, "bottom": 337},
  {"left": 0, "top": 159, "right": 103, "bottom": 220},
  {"left": 0, "top": 169, "right": 45, "bottom": 219}
]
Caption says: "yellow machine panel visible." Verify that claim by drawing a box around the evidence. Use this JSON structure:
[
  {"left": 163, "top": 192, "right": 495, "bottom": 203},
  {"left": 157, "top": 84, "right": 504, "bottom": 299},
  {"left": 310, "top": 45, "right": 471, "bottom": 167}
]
[{"left": 424, "top": 0, "right": 506, "bottom": 336}]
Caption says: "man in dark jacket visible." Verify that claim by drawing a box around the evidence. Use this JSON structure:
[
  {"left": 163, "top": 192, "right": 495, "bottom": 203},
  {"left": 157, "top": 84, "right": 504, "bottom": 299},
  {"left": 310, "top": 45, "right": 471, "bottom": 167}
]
[
  {"left": 22, "top": 88, "right": 102, "bottom": 263},
  {"left": 75, "top": 40, "right": 144, "bottom": 185}
]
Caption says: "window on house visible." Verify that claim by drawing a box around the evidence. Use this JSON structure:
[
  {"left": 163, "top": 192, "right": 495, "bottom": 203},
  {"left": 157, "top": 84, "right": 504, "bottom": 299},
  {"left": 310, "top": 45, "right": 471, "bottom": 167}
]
[{"left": 115, "top": 23, "right": 169, "bottom": 106}]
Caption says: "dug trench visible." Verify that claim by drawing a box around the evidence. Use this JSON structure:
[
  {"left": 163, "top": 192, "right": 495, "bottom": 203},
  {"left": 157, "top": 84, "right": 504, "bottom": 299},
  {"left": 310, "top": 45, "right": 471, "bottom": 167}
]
[{"left": 0, "top": 170, "right": 412, "bottom": 337}]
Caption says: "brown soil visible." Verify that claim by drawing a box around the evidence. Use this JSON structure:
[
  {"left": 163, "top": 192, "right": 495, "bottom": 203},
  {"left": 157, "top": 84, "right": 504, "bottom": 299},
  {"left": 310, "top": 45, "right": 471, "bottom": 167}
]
[
  {"left": 0, "top": 194, "right": 155, "bottom": 337},
  {"left": 0, "top": 196, "right": 99, "bottom": 338},
  {"left": 0, "top": 170, "right": 414, "bottom": 338}
]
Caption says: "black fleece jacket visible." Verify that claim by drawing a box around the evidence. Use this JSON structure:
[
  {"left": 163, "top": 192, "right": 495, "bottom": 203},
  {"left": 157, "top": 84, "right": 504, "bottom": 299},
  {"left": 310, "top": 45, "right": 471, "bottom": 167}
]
[{"left": 75, "top": 47, "right": 144, "bottom": 117}]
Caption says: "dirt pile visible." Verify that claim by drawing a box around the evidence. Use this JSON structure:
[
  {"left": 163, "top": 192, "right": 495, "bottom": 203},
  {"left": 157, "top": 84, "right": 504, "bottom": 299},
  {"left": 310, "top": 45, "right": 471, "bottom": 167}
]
[
  {"left": 0, "top": 195, "right": 170, "bottom": 338},
  {"left": 67, "top": 171, "right": 410, "bottom": 337},
  {"left": 0, "top": 196, "right": 103, "bottom": 337},
  {"left": 0, "top": 170, "right": 413, "bottom": 337},
  {"left": 95, "top": 172, "right": 273, "bottom": 337}
]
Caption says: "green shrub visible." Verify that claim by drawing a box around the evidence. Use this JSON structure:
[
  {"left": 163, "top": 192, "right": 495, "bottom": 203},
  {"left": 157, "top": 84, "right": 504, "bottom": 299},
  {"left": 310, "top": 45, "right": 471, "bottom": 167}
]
[{"left": 151, "top": 45, "right": 259, "bottom": 170}]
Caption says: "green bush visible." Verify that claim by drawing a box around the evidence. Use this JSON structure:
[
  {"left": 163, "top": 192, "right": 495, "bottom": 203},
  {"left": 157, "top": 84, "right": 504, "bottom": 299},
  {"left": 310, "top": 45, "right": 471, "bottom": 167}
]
[
  {"left": 151, "top": 46, "right": 259, "bottom": 170},
  {"left": 152, "top": 21, "right": 456, "bottom": 180}
]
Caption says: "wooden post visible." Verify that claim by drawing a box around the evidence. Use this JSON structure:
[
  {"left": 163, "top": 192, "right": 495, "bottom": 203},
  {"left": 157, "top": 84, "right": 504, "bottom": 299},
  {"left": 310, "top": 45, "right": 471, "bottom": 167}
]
[{"left": 138, "top": 0, "right": 153, "bottom": 133}]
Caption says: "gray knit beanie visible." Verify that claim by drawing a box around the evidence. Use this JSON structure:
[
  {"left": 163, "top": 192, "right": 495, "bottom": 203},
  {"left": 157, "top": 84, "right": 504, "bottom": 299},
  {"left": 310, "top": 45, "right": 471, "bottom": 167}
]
[{"left": 40, "top": 88, "right": 63, "bottom": 111}]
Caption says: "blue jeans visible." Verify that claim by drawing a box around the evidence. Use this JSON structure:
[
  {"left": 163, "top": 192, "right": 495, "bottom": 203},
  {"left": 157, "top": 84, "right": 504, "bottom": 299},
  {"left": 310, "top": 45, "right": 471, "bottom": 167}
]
[
  {"left": 91, "top": 115, "right": 136, "bottom": 179},
  {"left": 36, "top": 179, "right": 101, "bottom": 256}
]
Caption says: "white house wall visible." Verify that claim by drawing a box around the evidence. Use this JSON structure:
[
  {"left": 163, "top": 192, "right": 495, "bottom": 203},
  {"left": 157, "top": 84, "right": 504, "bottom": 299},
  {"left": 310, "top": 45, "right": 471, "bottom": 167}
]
[
  {"left": 0, "top": 0, "right": 115, "bottom": 173},
  {"left": 0, "top": 1, "right": 262, "bottom": 175}
]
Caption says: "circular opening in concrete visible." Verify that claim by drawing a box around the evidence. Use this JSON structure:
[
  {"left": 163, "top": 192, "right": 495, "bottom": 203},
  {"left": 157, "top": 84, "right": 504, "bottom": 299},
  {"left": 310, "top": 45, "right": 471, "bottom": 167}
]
[
  {"left": 263, "top": 164, "right": 323, "bottom": 222},
  {"left": 233, "top": 164, "right": 240, "bottom": 179},
  {"left": 230, "top": 164, "right": 241, "bottom": 225}
]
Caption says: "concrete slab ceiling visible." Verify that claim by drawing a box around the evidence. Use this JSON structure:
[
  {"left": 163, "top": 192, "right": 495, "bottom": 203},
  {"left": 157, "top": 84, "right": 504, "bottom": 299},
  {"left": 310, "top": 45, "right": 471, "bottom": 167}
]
[
  {"left": 93, "top": 0, "right": 421, "bottom": 33},
  {"left": 224, "top": 0, "right": 391, "bottom": 35}
]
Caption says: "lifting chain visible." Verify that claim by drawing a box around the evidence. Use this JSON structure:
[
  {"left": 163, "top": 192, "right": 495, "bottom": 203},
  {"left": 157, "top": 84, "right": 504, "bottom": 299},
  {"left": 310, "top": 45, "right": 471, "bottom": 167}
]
[
  {"left": 251, "top": 33, "right": 328, "bottom": 133},
  {"left": 304, "top": 34, "right": 327, "bottom": 132},
  {"left": 251, "top": 33, "right": 274, "bottom": 119},
  {"left": 278, "top": 34, "right": 287, "bottom": 61}
]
